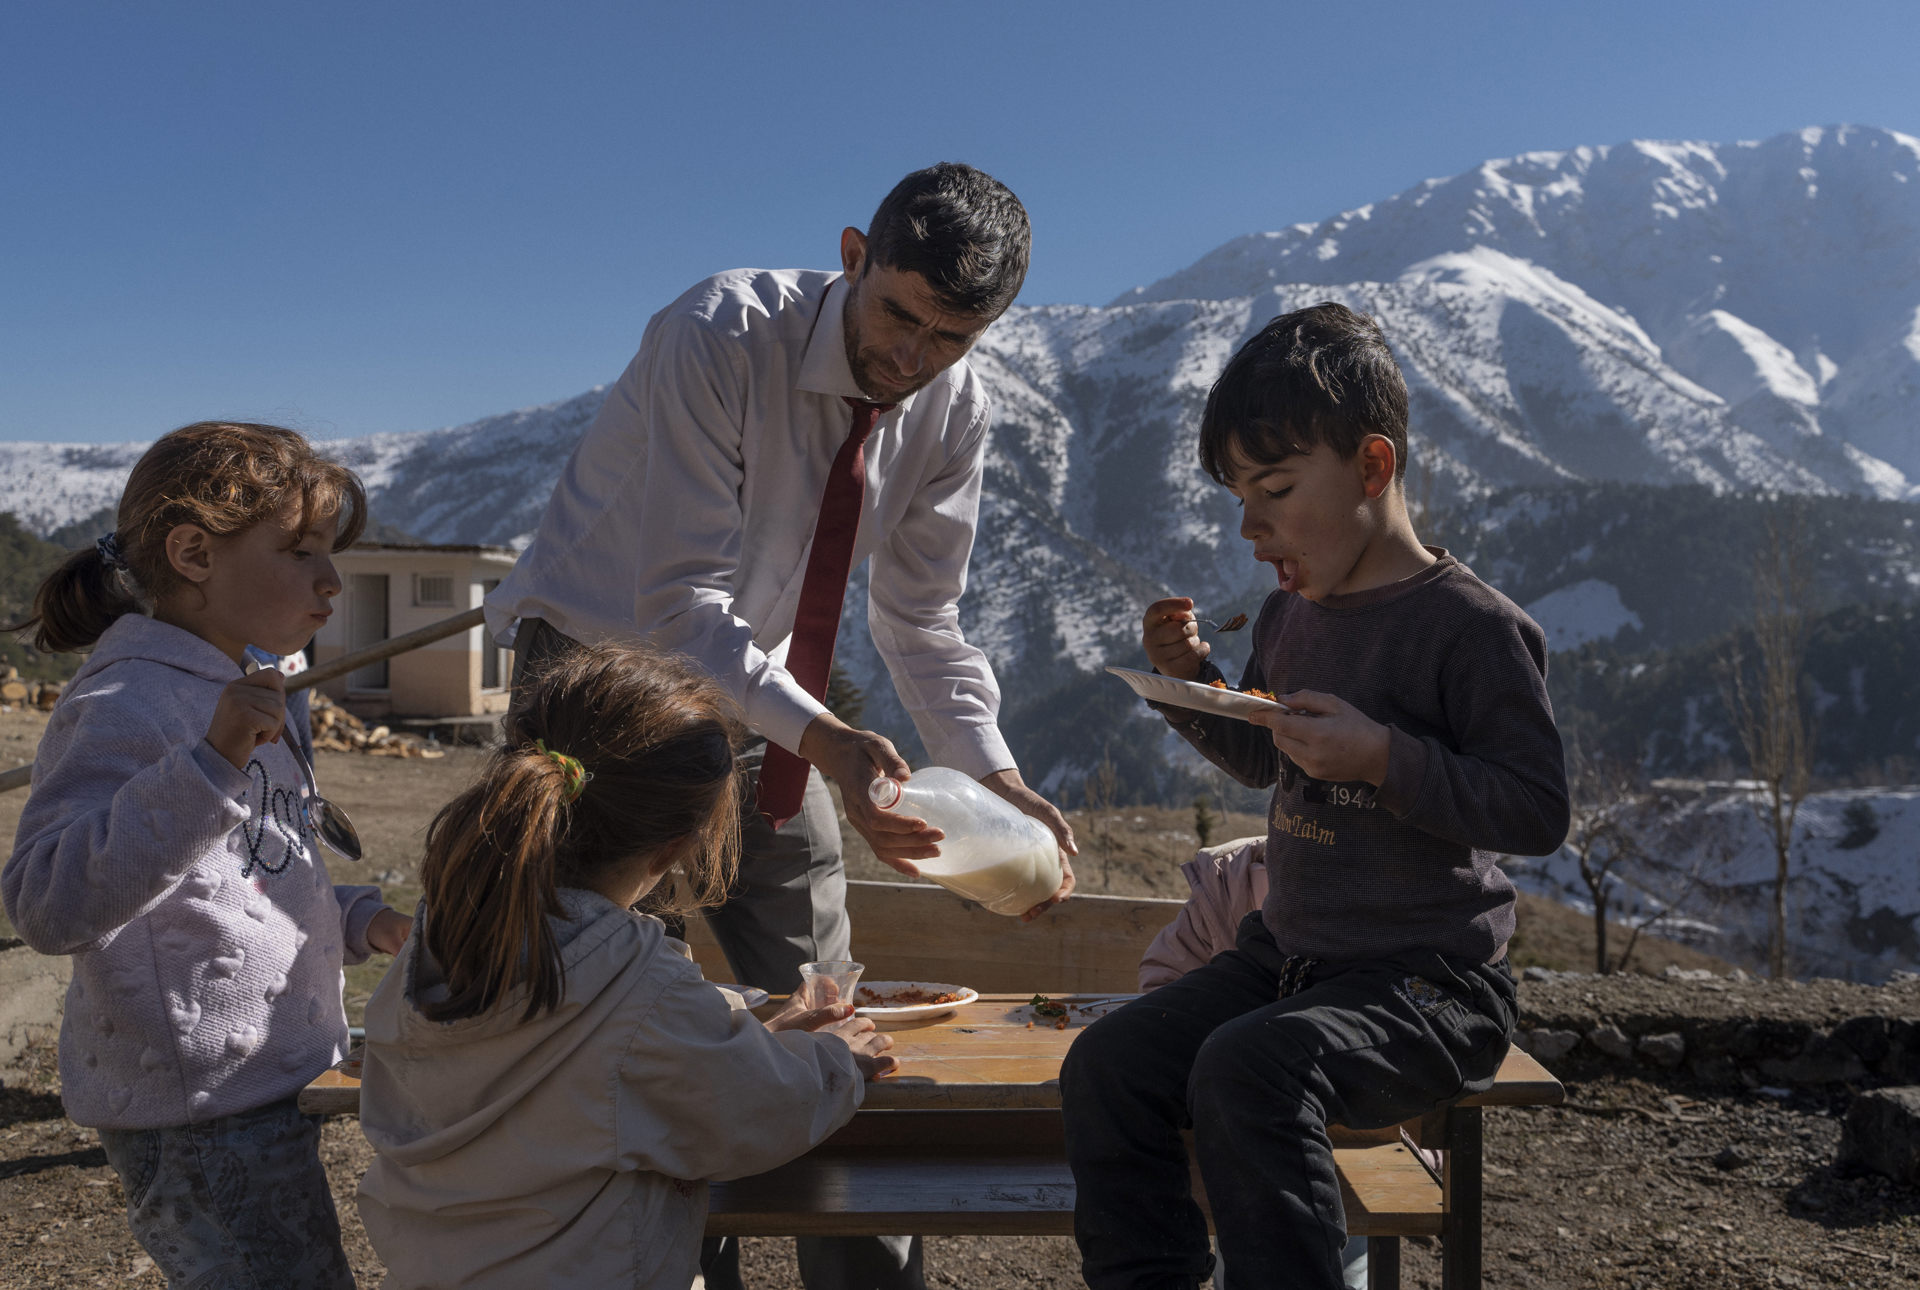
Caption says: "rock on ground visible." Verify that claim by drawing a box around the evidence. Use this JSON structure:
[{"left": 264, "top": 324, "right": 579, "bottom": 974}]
[{"left": 1840, "top": 1086, "right": 1920, "bottom": 1186}]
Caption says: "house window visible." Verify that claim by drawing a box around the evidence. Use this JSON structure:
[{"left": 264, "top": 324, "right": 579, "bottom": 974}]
[{"left": 414, "top": 573, "right": 455, "bottom": 607}]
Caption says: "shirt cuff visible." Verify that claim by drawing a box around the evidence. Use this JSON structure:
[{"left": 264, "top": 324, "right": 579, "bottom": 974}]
[
  {"left": 336, "top": 886, "right": 389, "bottom": 966},
  {"left": 745, "top": 680, "right": 830, "bottom": 759},
  {"left": 190, "top": 740, "right": 253, "bottom": 801},
  {"left": 1375, "top": 726, "right": 1429, "bottom": 818},
  {"left": 922, "top": 722, "right": 1015, "bottom": 781}
]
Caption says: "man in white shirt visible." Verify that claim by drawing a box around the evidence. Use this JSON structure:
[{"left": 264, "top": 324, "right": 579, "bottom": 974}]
[{"left": 486, "top": 163, "right": 1075, "bottom": 1290}]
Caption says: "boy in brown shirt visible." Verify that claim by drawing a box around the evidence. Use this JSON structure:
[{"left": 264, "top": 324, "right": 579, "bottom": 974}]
[{"left": 1061, "top": 303, "right": 1569, "bottom": 1289}]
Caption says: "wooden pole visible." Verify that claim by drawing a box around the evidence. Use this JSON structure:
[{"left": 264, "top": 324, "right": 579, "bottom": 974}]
[
  {"left": 0, "top": 606, "right": 490, "bottom": 795},
  {"left": 286, "top": 606, "right": 486, "bottom": 692}
]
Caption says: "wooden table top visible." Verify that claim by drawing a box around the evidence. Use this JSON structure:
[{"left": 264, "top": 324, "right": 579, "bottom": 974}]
[
  {"left": 300, "top": 992, "right": 1564, "bottom": 1117},
  {"left": 854, "top": 992, "right": 1123, "bottom": 1110}
]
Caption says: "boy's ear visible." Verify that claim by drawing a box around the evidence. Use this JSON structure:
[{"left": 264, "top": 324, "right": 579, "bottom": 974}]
[
  {"left": 164, "top": 523, "right": 216, "bottom": 584},
  {"left": 1358, "top": 436, "right": 1398, "bottom": 500}
]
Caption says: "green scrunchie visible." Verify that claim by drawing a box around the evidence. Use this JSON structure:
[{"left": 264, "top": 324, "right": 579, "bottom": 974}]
[{"left": 533, "top": 739, "right": 591, "bottom": 804}]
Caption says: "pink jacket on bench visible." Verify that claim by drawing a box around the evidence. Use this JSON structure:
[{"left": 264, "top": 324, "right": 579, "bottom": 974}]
[{"left": 1138, "top": 837, "right": 1269, "bottom": 991}]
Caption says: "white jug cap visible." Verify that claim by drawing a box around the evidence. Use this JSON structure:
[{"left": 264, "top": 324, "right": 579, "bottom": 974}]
[{"left": 868, "top": 777, "right": 904, "bottom": 809}]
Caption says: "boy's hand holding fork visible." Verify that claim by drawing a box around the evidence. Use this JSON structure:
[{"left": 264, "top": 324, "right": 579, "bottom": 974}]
[{"left": 1143, "top": 595, "right": 1390, "bottom": 787}]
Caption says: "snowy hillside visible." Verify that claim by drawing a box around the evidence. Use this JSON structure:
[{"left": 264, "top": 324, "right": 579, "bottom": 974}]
[{"left": 1505, "top": 785, "right": 1920, "bottom": 984}]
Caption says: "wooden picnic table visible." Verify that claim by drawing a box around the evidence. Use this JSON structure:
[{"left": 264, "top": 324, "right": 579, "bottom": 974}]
[{"left": 303, "top": 991, "right": 1561, "bottom": 1289}]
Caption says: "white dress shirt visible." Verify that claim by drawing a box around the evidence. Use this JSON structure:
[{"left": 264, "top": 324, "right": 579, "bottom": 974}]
[{"left": 486, "top": 268, "right": 1015, "bottom": 779}]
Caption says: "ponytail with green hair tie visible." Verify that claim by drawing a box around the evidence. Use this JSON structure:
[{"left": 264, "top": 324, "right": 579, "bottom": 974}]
[{"left": 534, "top": 739, "right": 591, "bottom": 804}]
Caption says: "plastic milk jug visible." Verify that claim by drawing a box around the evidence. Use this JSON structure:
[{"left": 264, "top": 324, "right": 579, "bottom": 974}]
[{"left": 867, "top": 767, "right": 1063, "bottom": 917}]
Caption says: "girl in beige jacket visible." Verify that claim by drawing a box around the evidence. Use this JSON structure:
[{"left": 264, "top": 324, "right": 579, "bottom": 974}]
[{"left": 357, "top": 644, "right": 894, "bottom": 1289}]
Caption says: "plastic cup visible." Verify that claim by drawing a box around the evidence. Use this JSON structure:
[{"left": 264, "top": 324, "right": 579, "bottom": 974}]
[{"left": 797, "top": 960, "right": 864, "bottom": 1009}]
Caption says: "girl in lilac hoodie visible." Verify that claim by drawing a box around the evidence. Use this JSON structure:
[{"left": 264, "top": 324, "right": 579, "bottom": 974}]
[{"left": 4, "top": 422, "right": 411, "bottom": 1289}]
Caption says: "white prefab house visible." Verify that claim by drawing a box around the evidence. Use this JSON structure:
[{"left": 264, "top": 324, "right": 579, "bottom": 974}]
[{"left": 309, "top": 542, "right": 520, "bottom": 719}]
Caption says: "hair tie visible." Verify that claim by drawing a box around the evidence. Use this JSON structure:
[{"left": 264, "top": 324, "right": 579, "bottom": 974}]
[
  {"left": 534, "top": 739, "right": 591, "bottom": 804},
  {"left": 95, "top": 532, "right": 129, "bottom": 572}
]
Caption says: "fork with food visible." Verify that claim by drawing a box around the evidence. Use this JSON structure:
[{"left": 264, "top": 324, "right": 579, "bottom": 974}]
[{"left": 1142, "top": 596, "right": 1241, "bottom": 678}]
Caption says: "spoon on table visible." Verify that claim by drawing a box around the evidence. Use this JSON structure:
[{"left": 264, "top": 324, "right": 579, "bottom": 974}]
[{"left": 244, "top": 658, "right": 364, "bottom": 862}]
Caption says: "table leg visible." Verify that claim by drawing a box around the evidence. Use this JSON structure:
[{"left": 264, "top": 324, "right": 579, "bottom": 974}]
[
  {"left": 1367, "top": 1235, "right": 1401, "bottom": 1290},
  {"left": 1441, "top": 1106, "right": 1482, "bottom": 1290}
]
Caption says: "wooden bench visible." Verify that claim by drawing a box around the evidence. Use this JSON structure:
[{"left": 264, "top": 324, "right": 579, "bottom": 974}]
[
  {"left": 707, "top": 1112, "right": 1446, "bottom": 1239},
  {"left": 704, "top": 1050, "right": 1562, "bottom": 1290}
]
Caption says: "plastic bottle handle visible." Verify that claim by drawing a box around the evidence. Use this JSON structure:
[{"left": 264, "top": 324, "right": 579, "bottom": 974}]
[{"left": 868, "top": 777, "right": 904, "bottom": 810}]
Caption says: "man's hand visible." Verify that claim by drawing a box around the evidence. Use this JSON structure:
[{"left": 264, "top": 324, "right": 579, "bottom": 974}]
[
  {"left": 1247, "top": 690, "right": 1392, "bottom": 786},
  {"left": 206, "top": 668, "right": 287, "bottom": 771},
  {"left": 795, "top": 714, "right": 941, "bottom": 875},
  {"left": 365, "top": 907, "right": 413, "bottom": 957},
  {"left": 1142, "top": 596, "right": 1208, "bottom": 681},
  {"left": 764, "top": 999, "right": 898, "bottom": 1079},
  {"left": 978, "top": 769, "right": 1078, "bottom": 921}
]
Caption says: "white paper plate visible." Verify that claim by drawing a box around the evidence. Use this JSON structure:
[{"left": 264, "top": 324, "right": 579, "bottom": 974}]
[
  {"left": 1104, "top": 665, "right": 1296, "bottom": 720},
  {"left": 853, "top": 981, "right": 979, "bottom": 1022}
]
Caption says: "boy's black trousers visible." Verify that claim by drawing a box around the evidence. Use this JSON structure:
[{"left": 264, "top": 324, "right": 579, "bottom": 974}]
[{"left": 1061, "top": 914, "right": 1516, "bottom": 1290}]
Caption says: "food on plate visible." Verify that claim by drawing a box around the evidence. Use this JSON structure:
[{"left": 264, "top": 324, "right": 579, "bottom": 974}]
[
  {"left": 856, "top": 986, "right": 966, "bottom": 1008},
  {"left": 1205, "top": 679, "right": 1279, "bottom": 701}
]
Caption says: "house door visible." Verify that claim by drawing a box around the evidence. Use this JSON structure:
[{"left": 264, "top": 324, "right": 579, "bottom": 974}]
[
  {"left": 480, "top": 579, "right": 504, "bottom": 689},
  {"left": 348, "top": 574, "right": 390, "bottom": 689}
]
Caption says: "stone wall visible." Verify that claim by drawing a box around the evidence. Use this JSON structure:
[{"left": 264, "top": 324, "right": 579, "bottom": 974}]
[{"left": 1515, "top": 964, "right": 1920, "bottom": 1089}]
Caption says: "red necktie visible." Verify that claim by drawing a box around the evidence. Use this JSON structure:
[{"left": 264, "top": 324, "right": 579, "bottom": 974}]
[{"left": 758, "top": 397, "right": 895, "bottom": 828}]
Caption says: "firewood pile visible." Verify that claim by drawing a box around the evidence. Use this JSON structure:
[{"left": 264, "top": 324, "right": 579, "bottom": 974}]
[
  {"left": 309, "top": 692, "right": 445, "bottom": 759},
  {"left": 0, "top": 668, "right": 60, "bottom": 711}
]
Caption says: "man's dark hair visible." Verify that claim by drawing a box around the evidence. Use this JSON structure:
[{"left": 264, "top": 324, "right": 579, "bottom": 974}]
[
  {"left": 1198, "top": 302, "right": 1410, "bottom": 483},
  {"left": 865, "top": 162, "right": 1030, "bottom": 317}
]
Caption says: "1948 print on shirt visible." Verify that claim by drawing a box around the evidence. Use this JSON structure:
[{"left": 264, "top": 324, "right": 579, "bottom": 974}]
[{"left": 1270, "top": 754, "right": 1378, "bottom": 847}]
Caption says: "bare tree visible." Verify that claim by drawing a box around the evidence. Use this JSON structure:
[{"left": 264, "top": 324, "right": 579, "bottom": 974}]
[
  {"left": 1083, "top": 746, "right": 1120, "bottom": 891},
  {"left": 1609, "top": 810, "right": 1735, "bottom": 975},
  {"left": 1719, "top": 500, "right": 1815, "bottom": 980},
  {"left": 1564, "top": 749, "right": 1739, "bottom": 974},
  {"left": 1563, "top": 745, "right": 1645, "bottom": 974}
]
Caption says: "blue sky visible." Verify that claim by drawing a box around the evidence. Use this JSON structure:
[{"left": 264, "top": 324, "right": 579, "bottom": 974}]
[{"left": 4, "top": 1, "right": 1916, "bottom": 444}]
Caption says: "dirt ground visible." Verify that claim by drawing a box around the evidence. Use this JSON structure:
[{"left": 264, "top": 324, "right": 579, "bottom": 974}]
[{"left": 4, "top": 704, "right": 1916, "bottom": 1287}]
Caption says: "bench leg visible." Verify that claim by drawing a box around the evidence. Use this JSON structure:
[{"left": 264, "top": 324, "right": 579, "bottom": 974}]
[
  {"left": 1441, "top": 1106, "right": 1482, "bottom": 1290},
  {"left": 1367, "top": 1236, "right": 1400, "bottom": 1290}
]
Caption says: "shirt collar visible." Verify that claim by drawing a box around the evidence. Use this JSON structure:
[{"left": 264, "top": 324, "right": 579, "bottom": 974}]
[{"left": 796, "top": 275, "right": 921, "bottom": 414}]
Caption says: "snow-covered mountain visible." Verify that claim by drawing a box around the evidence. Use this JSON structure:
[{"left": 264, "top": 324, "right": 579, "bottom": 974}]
[
  {"left": 1122, "top": 124, "right": 1920, "bottom": 494},
  {"left": 4, "top": 124, "right": 1919, "bottom": 753}
]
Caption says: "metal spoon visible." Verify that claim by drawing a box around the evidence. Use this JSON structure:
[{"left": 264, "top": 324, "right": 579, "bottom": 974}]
[{"left": 244, "top": 658, "right": 363, "bottom": 862}]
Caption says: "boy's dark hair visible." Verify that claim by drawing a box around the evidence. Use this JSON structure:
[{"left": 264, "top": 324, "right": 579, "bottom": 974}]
[
  {"left": 865, "top": 162, "right": 1030, "bottom": 318},
  {"left": 1198, "top": 302, "right": 1410, "bottom": 483}
]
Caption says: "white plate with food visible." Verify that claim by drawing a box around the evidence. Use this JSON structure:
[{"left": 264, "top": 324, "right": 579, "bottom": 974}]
[
  {"left": 1104, "top": 665, "right": 1297, "bottom": 720},
  {"left": 853, "top": 981, "right": 978, "bottom": 1023}
]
